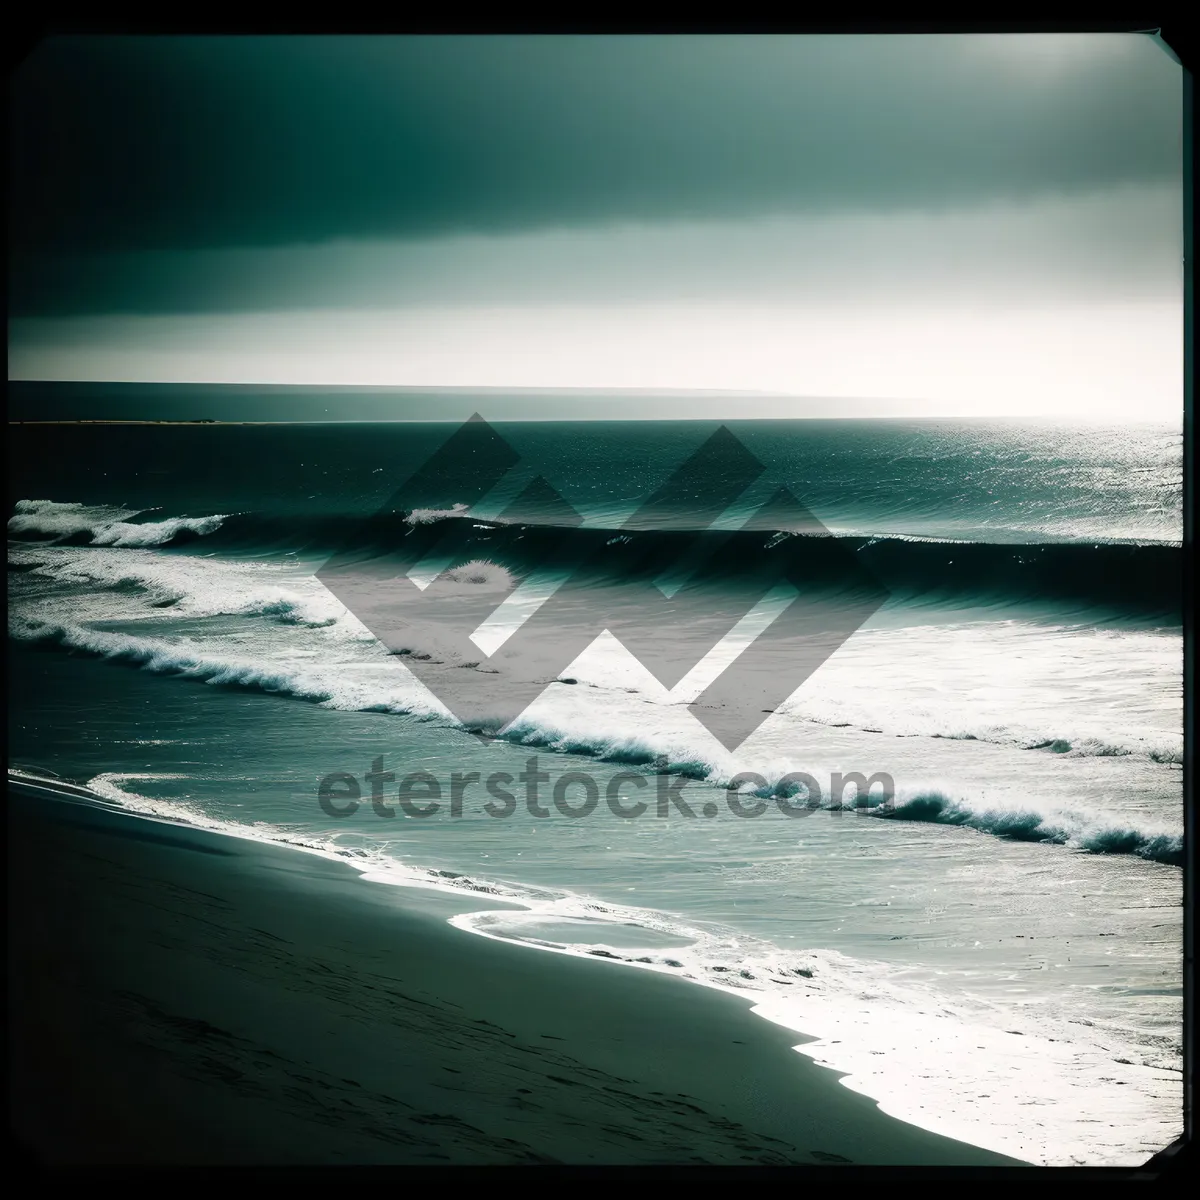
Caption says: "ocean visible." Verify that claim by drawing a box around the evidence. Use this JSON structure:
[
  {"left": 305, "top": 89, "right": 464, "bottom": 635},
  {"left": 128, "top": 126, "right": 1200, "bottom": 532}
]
[{"left": 6, "top": 411, "right": 1184, "bottom": 1166}]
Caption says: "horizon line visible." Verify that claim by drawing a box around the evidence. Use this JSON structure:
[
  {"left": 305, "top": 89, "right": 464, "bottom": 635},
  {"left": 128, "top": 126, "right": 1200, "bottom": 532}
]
[{"left": 7, "top": 415, "right": 1183, "bottom": 427}]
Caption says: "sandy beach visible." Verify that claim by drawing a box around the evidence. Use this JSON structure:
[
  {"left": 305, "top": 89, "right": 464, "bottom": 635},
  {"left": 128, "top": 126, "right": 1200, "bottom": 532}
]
[{"left": 7, "top": 781, "right": 1028, "bottom": 1168}]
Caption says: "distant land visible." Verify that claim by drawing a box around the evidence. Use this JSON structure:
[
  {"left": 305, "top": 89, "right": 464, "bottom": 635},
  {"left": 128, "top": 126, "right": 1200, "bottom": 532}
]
[{"left": 10, "top": 419, "right": 226, "bottom": 425}]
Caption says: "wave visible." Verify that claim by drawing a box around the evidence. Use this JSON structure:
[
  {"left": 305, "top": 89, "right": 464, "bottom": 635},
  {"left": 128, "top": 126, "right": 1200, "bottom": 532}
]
[
  {"left": 9, "top": 546, "right": 341, "bottom": 628},
  {"left": 9, "top": 615, "right": 1181, "bottom": 868},
  {"left": 440, "top": 558, "right": 515, "bottom": 588},
  {"left": 785, "top": 705, "right": 1183, "bottom": 766},
  {"left": 12, "top": 540, "right": 1180, "bottom": 767},
  {"left": 494, "top": 716, "right": 1183, "bottom": 867},
  {"left": 875, "top": 791, "right": 1182, "bottom": 867},
  {"left": 9, "top": 614, "right": 447, "bottom": 716},
  {"left": 14, "top": 543, "right": 1179, "bottom": 765},
  {"left": 503, "top": 691, "right": 1182, "bottom": 770},
  {"left": 9, "top": 499, "right": 227, "bottom": 548},
  {"left": 8, "top": 500, "right": 1183, "bottom": 616},
  {"left": 405, "top": 502, "right": 471, "bottom": 525}
]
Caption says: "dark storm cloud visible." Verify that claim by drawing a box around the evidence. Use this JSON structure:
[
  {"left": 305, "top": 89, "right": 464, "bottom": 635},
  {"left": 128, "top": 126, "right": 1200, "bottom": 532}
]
[
  {"left": 13, "top": 34, "right": 1181, "bottom": 245},
  {"left": 10, "top": 186, "right": 1183, "bottom": 318}
]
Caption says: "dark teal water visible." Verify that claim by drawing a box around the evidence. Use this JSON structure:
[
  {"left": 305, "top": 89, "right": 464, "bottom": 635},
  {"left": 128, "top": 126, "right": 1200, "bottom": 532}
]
[
  {"left": 6, "top": 411, "right": 1184, "bottom": 1164},
  {"left": 6, "top": 415, "right": 1183, "bottom": 545}
]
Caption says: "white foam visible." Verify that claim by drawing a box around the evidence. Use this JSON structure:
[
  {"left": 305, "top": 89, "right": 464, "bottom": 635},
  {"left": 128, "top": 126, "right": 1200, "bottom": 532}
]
[{"left": 10, "top": 499, "right": 226, "bottom": 547}]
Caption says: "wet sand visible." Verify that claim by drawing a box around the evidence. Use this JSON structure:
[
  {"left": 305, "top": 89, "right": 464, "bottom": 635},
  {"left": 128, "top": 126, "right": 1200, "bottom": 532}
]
[{"left": 8, "top": 782, "right": 1026, "bottom": 1167}]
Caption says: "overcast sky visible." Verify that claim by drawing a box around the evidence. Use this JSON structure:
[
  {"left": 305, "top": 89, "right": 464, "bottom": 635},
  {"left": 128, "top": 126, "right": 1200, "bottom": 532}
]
[{"left": 8, "top": 34, "right": 1184, "bottom": 419}]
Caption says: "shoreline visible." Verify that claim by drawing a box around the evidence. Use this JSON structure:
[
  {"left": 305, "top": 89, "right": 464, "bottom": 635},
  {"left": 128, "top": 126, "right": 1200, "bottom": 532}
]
[{"left": 8, "top": 778, "right": 1027, "bottom": 1167}]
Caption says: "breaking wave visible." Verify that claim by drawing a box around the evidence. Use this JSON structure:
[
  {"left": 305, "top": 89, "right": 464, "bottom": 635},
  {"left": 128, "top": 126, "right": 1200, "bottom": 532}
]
[
  {"left": 9, "top": 499, "right": 226, "bottom": 548},
  {"left": 9, "top": 499, "right": 1182, "bottom": 616},
  {"left": 8, "top": 615, "right": 1181, "bottom": 867}
]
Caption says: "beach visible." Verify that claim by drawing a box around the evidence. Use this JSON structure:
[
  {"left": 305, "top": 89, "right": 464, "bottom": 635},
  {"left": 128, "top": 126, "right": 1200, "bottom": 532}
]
[
  {"left": 8, "top": 30, "right": 1187, "bottom": 1177},
  {"left": 7, "top": 781, "right": 1024, "bottom": 1167},
  {"left": 5, "top": 417, "right": 1184, "bottom": 1165}
]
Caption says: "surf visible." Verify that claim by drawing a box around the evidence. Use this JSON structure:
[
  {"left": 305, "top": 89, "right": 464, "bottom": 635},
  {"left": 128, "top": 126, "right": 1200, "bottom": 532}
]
[{"left": 9, "top": 499, "right": 1183, "bottom": 617}]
